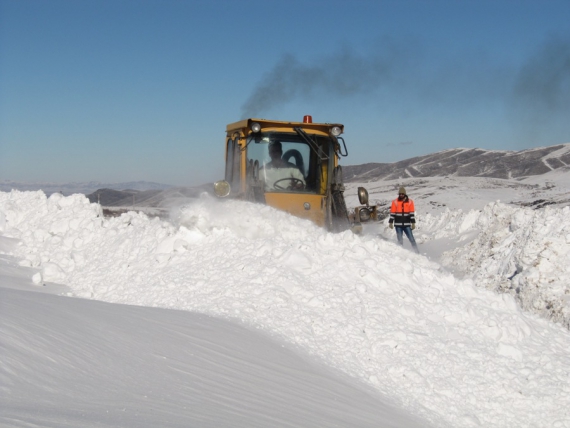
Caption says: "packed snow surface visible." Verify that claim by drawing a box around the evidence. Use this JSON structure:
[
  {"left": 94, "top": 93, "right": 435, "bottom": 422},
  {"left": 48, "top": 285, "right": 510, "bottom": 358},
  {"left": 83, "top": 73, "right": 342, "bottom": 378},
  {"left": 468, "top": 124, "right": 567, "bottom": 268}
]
[
  {"left": 1, "top": 188, "right": 570, "bottom": 427},
  {"left": 1, "top": 285, "right": 422, "bottom": 428}
]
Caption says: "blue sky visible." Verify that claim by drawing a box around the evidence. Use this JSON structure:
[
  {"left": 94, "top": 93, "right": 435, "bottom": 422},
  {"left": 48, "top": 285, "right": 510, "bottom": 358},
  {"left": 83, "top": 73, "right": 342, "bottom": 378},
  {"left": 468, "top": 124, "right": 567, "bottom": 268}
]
[{"left": 1, "top": 0, "right": 569, "bottom": 186}]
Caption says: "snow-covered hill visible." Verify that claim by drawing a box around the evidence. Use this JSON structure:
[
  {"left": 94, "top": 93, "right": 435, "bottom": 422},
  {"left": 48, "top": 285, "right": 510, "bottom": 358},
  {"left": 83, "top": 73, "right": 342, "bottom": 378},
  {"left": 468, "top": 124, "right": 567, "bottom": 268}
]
[
  {"left": 1, "top": 185, "right": 570, "bottom": 427},
  {"left": 343, "top": 142, "right": 570, "bottom": 181}
]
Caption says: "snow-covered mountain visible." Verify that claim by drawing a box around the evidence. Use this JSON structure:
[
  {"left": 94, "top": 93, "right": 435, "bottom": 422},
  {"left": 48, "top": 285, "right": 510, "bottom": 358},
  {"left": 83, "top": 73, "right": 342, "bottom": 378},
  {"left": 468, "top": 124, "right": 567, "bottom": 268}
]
[{"left": 343, "top": 143, "right": 570, "bottom": 181}]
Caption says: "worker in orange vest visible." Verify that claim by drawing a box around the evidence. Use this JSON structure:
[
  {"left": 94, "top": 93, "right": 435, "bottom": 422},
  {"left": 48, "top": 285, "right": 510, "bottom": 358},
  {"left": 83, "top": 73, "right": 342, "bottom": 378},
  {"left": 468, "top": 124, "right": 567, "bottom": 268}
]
[{"left": 388, "top": 186, "right": 419, "bottom": 254}]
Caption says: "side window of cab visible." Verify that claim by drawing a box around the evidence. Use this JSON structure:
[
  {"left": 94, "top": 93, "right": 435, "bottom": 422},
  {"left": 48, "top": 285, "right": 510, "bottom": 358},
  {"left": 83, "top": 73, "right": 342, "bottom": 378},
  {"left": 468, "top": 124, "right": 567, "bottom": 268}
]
[{"left": 225, "top": 138, "right": 241, "bottom": 193}]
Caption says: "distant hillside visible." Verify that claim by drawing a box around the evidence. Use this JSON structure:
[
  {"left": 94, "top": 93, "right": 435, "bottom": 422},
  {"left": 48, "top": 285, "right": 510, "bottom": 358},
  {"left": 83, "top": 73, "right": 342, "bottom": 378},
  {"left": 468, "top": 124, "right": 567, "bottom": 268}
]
[
  {"left": 0, "top": 180, "right": 174, "bottom": 196},
  {"left": 4, "top": 144, "right": 569, "bottom": 207},
  {"left": 343, "top": 143, "right": 570, "bottom": 182}
]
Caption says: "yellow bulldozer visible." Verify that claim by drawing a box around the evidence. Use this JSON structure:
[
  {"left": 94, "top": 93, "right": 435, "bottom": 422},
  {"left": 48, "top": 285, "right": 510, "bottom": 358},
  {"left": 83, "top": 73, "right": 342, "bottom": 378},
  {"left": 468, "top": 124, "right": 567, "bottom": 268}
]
[{"left": 213, "top": 115, "right": 378, "bottom": 232}]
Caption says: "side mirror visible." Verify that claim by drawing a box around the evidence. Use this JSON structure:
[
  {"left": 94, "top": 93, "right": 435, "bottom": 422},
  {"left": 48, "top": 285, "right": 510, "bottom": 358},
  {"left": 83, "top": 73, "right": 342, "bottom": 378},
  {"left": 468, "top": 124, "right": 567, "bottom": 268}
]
[
  {"left": 213, "top": 180, "right": 231, "bottom": 197},
  {"left": 357, "top": 187, "right": 369, "bottom": 206}
]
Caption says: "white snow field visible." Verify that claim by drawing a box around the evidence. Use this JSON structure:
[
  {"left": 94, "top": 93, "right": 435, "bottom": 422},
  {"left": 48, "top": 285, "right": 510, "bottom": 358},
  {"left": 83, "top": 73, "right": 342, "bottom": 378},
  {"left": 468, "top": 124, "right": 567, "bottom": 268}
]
[
  {"left": 1, "top": 175, "right": 570, "bottom": 427},
  {"left": 0, "top": 285, "right": 422, "bottom": 428}
]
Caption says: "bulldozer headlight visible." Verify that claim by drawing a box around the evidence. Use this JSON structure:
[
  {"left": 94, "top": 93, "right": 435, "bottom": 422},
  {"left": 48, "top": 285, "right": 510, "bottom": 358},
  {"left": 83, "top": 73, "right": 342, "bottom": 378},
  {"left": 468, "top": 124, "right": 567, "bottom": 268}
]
[
  {"left": 251, "top": 122, "right": 261, "bottom": 133},
  {"left": 330, "top": 126, "right": 342, "bottom": 137},
  {"left": 358, "top": 207, "right": 372, "bottom": 222},
  {"left": 213, "top": 180, "right": 231, "bottom": 197},
  {"left": 357, "top": 187, "right": 369, "bottom": 205}
]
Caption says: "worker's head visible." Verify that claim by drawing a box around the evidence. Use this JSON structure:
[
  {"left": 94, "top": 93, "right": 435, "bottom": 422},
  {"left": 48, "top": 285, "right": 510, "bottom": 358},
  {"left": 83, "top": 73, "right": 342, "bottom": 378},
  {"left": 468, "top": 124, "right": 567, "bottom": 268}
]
[
  {"left": 268, "top": 141, "right": 283, "bottom": 160},
  {"left": 398, "top": 186, "right": 407, "bottom": 200}
]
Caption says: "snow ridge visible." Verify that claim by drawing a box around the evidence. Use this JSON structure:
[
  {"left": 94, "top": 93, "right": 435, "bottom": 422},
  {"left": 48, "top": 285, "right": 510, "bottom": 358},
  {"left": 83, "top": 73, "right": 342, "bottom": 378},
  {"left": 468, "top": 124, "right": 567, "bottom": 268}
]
[{"left": 422, "top": 202, "right": 570, "bottom": 329}]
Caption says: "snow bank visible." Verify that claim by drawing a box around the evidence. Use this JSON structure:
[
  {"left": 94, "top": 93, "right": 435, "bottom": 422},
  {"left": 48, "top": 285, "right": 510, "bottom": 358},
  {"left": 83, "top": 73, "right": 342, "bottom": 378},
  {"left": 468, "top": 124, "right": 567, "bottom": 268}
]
[
  {"left": 420, "top": 202, "right": 570, "bottom": 329},
  {"left": 1, "top": 190, "right": 570, "bottom": 428}
]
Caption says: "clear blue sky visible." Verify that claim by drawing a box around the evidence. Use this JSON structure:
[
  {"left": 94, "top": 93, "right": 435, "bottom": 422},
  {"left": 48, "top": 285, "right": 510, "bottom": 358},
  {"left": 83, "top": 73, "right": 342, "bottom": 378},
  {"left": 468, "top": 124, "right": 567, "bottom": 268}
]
[{"left": 1, "top": 0, "right": 569, "bottom": 186}]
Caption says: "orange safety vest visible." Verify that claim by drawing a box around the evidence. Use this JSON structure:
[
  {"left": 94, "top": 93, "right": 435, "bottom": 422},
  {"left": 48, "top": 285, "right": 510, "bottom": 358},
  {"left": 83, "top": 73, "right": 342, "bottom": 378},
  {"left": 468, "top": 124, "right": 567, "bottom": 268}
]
[{"left": 389, "top": 198, "right": 416, "bottom": 226}]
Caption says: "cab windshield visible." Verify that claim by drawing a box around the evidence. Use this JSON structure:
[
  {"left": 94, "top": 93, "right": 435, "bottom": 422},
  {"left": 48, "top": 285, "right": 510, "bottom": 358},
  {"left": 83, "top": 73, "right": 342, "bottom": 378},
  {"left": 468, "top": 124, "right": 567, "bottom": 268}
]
[{"left": 247, "top": 132, "right": 331, "bottom": 194}]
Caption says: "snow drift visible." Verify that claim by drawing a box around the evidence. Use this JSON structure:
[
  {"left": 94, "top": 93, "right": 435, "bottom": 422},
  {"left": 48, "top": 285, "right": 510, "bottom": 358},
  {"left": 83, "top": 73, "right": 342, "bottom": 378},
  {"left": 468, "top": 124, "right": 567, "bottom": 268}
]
[
  {"left": 421, "top": 203, "right": 570, "bottom": 329},
  {"left": 1, "top": 190, "right": 570, "bottom": 427}
]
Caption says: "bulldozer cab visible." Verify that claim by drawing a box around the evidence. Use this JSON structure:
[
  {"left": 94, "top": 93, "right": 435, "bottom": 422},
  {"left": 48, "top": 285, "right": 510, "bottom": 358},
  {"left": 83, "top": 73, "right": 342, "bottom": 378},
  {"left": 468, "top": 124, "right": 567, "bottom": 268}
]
[{"left": 214, "top": 116, "right": 377, "bottom": 232}]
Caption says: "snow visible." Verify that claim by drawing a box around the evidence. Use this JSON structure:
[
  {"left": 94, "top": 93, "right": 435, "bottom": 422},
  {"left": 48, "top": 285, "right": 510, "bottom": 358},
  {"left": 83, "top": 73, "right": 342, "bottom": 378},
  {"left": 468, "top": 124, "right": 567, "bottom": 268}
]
[
  {"left": 1, "top": 286, "right": 419, "bottom": 428},
  {"left": 1, "top": 177, "right": 570, "bottom": 427},
  {"left": 345, "top": 174, "right": 570, "bottom": 330}
]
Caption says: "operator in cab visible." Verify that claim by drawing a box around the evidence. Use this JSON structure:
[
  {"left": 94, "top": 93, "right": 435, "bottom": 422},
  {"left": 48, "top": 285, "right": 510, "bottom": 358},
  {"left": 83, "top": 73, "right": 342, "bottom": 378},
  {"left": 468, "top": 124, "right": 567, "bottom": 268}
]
[{"left": 261, "top": 141, "right": 305, "bottom": 191}]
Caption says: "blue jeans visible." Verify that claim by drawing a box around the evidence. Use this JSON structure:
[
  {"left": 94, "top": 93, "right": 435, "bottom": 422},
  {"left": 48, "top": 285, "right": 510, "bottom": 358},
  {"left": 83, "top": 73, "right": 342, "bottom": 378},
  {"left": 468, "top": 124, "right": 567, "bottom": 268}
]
[{"left": 395, "top": 226, "right": 419, "bottom": 253}]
